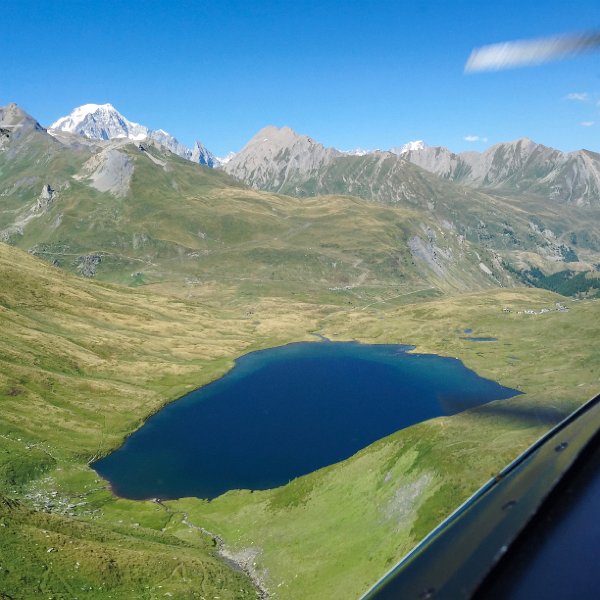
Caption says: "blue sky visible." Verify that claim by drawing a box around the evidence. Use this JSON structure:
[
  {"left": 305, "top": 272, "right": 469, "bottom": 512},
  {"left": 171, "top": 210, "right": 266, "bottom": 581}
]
[{"left": 3, "top": 0, "right": 600, "bottom": 155}]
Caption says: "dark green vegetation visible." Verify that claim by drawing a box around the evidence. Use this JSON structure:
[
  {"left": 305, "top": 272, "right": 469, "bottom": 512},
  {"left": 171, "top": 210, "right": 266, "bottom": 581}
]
[
  {"left": 1, "top": 104, "right": 600, "bottom": 598},
  {"left": 520, "top": 266, "right": 600, "bottom": 297}
]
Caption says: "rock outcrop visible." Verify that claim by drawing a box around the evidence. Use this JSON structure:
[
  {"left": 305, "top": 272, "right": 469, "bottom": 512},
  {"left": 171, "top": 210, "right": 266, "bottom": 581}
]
[{"left": 36, "top": 184, "right": 55, "bottom": 212}]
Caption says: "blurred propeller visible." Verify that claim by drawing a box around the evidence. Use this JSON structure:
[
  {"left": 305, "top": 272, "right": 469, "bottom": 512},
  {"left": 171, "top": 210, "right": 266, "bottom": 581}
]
[{"left": 465, "top": 30, "right": 600, "bottom": 72}]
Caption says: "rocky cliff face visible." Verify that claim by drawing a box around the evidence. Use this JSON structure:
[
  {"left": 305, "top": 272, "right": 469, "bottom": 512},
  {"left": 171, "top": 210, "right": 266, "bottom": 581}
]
[
  {"left": 225, "top": 123, "right": 600, "bottom": 207},
  {"left": 0, "top": 103, "right": 44, "bottom": 141},
  {"left": 36, "top": 184, "right": 55, "bottom": 212}
]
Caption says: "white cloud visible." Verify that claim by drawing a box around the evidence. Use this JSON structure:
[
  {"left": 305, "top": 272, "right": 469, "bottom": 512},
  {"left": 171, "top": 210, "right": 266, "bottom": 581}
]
[
  {"left": 580, "top": 121, "right": 596, "bottom": 127},
  {"left": 464, "top": 135, "right": 488, "bottom": 142},
  {"left": 565, "top": 92, "right": 589, "bottom": 101}
]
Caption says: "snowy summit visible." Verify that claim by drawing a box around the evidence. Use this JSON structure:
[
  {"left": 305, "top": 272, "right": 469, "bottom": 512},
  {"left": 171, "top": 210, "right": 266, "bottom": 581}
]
[{"left": 50, "top": 103, "right": 149, "bottom": 141}]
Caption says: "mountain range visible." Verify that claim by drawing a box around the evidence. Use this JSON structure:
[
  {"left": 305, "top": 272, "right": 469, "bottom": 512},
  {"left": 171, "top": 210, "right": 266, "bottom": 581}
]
[
  {"left": 2, "top": 101, "right": 600, "bottom": 301},
  {"left": 48, "top": 103, "right": 600, "bottom": 209},
  {"left": 223, "top": 126, "right": 600, "bottom": 209}
]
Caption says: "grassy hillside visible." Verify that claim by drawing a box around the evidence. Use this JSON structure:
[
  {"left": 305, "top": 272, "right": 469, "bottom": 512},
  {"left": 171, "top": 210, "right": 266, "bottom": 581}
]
[
  {"left": 1, "top": 107, "right": 599, "bottom": 599},
  {"left": 1, "top": 242, "right": 599, "bottom": 598}
]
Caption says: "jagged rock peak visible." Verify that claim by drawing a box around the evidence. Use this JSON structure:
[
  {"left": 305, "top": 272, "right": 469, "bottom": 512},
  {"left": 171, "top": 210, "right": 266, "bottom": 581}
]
[
  {"left": 243, "top": 125, "right": 335, "bottom": 151},
  {"left": 191, "top": 141, "right": 217, "bottom": 168},
  {"left": 222, "top": 125, "right": 342, "bottom": 190},
  {"left": 36, "top": 184, "right": 55, "bottom": 212}
]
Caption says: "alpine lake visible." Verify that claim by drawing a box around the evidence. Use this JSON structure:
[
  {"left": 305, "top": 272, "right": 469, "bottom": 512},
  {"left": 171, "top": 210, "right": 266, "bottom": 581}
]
[{"left": 93, "top": 340, "right": 520, "bottom": 500}]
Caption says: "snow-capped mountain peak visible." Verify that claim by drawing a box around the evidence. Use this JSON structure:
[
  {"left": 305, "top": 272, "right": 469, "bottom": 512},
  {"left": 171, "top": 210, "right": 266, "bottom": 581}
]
[
  {"left": 216, "top": 151, "right": 236, "bottom": 166},
  {"left": 390, "top": 140, "right": 427, "bottom": 155},
  {"left": 338, "top": 141, "right": 427, "bottom": 157},
  {"left": 50, "top": 103, "right": 148, "bottom": 141},
  {"left": 50, "top": 103, "right": 217, "bottom": 168}
]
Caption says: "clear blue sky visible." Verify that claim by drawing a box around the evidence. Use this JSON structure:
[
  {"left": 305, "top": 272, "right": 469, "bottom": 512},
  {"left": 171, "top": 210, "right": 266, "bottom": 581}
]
[{"left": 3, "top": 0, "right": 600, "bottom": 155}]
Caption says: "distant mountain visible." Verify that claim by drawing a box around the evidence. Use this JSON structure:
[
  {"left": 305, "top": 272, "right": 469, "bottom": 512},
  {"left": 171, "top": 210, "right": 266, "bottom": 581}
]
[
  {"left": 222, "top": 125, "right": 342, "bottom": 191},
  {"left": 225, "top": 125, "right": 600, "bottom": 208},
  {"left": 191, "top": 141, "right": 217, "bottom": 168},
  {"left": 216, "top": 151, "right": 236, "bottom": 165},
  {"left": 50, "top": 103, "right": 217, "bottom": 167},
  {"left": 51, "top": 103, "right": 148, "bottom": 140},
  {"left": 3, "top": 104, "right": 600, "bottom": 294},
  {"left": 220, "top": 124, "right": 600, "bottom": 275},
  {"left": 402, "top": 138, "right": 600, "bottom": 207},
  {"left": 0, "top": 103, "right": 44, "bottom": 140}
]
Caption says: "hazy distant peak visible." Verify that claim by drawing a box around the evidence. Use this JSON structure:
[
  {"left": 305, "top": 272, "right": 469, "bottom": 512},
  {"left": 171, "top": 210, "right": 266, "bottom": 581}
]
[
  {"left": 339, "top": 148, "right": 372, "bottom": 156},
  {"left": 249, "top": 125, "right": 310, "bottom": 145},
  {"left": 0, "top": 103, "right": 40, "bottom": 126},
  {"left": 0, "top": 103, "right": 44, "bottom": 137},
  {"left": 390, "top": 140, "right": 428, "bottom": 155},
  {"left": 216, "top": 151, "right": 236, "bottom": 165}
]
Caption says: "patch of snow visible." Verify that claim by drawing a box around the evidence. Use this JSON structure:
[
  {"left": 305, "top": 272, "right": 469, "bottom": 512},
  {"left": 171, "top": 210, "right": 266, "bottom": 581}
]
[{"left": 339, "top": 148, "right": 372, "bottom": 156}]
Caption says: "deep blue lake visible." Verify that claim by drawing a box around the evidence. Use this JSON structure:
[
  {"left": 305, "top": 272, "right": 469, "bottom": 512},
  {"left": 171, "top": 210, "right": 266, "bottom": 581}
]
[{"left": 93, "top": 341, "right": 519, "bottom": 500}]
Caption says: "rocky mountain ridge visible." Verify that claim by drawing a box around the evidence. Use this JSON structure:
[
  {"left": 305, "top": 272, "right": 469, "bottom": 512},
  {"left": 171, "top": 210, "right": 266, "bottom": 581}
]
[
  {"left": 402, "top": 138, "right": 600, "bottom": 207},
  {"left": 223, "top": 125, "right": 600, "bottom": 208},
  {"left": 222, "top": 125, "right": 343, "bottom": 191},
  {"left": 0, "top": 103, "right": 522, "bottom": 294}
]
